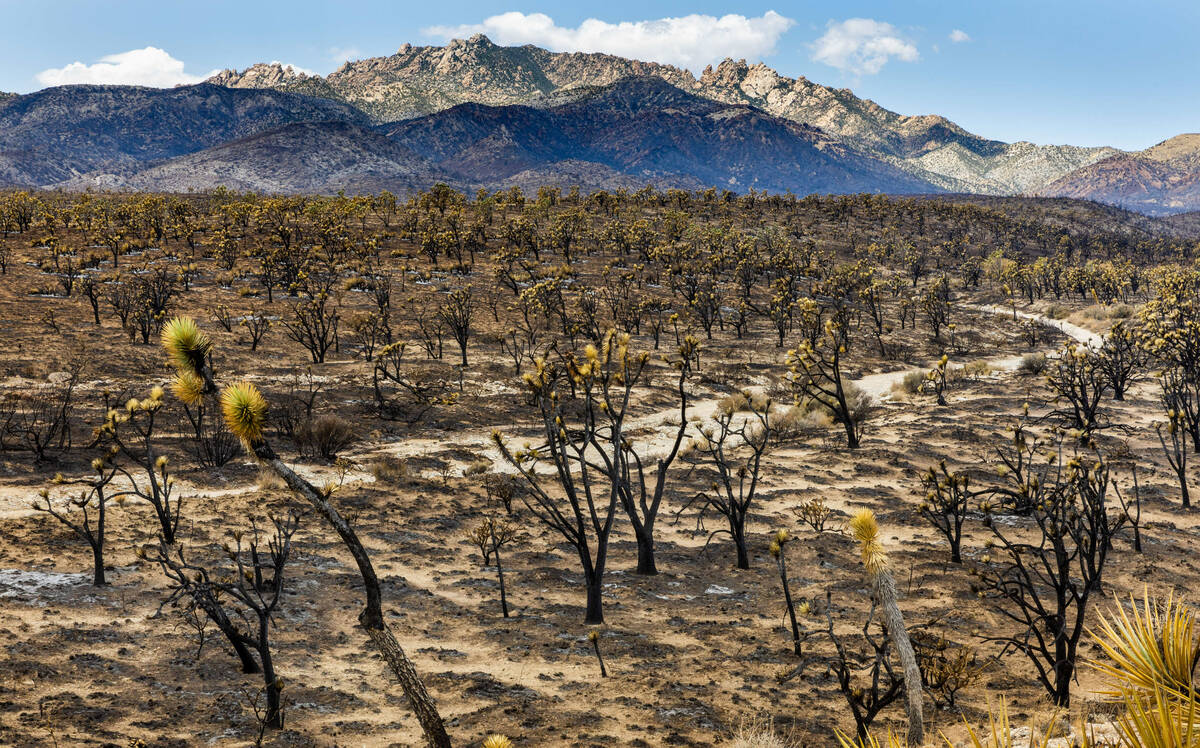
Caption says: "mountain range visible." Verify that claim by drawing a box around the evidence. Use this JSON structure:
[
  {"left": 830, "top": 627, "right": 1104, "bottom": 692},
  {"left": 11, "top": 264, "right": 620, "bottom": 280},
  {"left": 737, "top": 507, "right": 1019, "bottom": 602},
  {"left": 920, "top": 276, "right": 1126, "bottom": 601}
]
[
  {"left": 208, "top": 35, "right": 1124, "bottom": 197},
  {"left": 0, "top": 84, "right": 369, "bottom": 186},
  {"left": 1040, "top": 134, "right": 1200, "bottom": 215},
  {"left": 39, "top": 77, "right": 929, "bottom": 196},
  {"left": 1, "top": 34, "right": 1197, "bottom": 213}
]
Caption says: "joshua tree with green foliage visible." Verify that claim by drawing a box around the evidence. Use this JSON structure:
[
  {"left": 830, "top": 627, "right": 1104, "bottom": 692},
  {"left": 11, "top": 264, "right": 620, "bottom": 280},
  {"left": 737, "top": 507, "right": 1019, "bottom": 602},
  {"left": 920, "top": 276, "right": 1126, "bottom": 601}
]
[
  {"left": 160, "top": 316, "right": 451, "bottom": 748},
  {"left": 848, "top": 510, "right": 924, "bottom": 745},
  {"left": 787, "top": 320, "right": 868, "bottom": 448}
]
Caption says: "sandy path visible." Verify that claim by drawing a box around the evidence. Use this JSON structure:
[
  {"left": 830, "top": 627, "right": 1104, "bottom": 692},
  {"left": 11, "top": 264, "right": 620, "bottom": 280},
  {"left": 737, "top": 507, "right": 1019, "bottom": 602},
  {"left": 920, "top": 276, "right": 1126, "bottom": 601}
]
[
  {"left": 856, "top": 304, "right": 1099, "bottom": 400},
  {"left": 373, "top": 304, "right": 1104, "bottom": 477},
  {"left": 0, "top": 459, "right": 373, "bottom": 520},
  {"left": 1, "top": 305, "right": 1104, "bottom": 514}
]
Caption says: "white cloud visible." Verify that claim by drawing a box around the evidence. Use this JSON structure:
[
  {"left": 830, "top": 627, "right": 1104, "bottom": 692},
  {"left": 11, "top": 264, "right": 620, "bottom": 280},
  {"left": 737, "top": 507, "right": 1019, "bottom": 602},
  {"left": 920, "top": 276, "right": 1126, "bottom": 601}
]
[
  {"left": 949, "top": 29, "right": 971, "bottom": 43},
  {"left": 423, "top": 11, "right": 795, "bottom": 72},
  {"left": 35, "top": 47, "right": 219, "bottom": 88},
  {"left": 328, "top": 47, "right": 361, "bottom": 67},
  {"left": 267, "top": 60, "right": 318, "bottom": 77},
  {"left": 810, "top": 18, "right": 919, "bottom": 75}
]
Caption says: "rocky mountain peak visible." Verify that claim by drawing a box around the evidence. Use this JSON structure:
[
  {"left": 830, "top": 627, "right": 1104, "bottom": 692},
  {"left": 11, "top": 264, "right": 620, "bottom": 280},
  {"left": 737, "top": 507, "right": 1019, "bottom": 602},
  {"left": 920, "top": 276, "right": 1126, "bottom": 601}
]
[
  {"left": 208, "top": 62, "right": 311, "bottom": 89},
  {"left": 700, "top": 58, "right": 749, "bottom": 86},
  {"left": 1143, "top": 133, "right": 1200, "bottom": 163},
  {"left": 201, "top": 36, "right": 1127, "bottom": 196}
]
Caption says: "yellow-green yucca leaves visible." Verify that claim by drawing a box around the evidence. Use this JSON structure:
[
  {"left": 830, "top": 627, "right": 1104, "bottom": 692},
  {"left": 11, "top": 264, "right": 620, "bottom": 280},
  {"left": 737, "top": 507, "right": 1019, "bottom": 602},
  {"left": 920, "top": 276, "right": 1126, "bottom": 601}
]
[
  {"left": 171, "top": 369, "right": 206, "bottom": 407},
  {"left": 481, "top": 736, "right": 514, "bottom": 748},
  {"left": 836, "top": 727, "right": 906, "bottom": 747},
  {"left": 849, "top": 509, "right": 889, "bottom": 575},
  {"left": 1090, "top": 590, "right": 1200, "bottom": 700},
  {"left": 221, "top": 381, "right": 268, "bottom": 446},
  {"left": 1116, "top": 682, "right": 1199, "bottom": 748},
  {"left": 161, "top": 315, "right": 212, "bottom": 378},
  {"left": 951, "top": 698, "right": 1089, "bottom": 748},
  {"left": 1087, "top": 592, "right": 1200, "bottom": 747}
]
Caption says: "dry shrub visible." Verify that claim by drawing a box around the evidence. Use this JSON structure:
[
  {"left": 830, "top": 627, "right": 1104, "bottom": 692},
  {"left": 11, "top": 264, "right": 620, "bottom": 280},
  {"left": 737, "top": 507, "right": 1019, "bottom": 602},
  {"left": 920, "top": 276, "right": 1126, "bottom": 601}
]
[
  {"left": 841, "top": 381, "right": 876, "bottom": 428},
  {"left": 892, "top": 370, "right": 924, "bottom": 397},
  {"left": 1107, "top": 303, "right": 1133, "bottom": 319},
  {"left": 1017, "top": 352, "right": 1047, "bottom": 376},
  {"left": 1044, "top": 303, "right": 1070, "bottom": 319},
  {"left": 463, "top": 458, "right": 491, "bottom": 476},
  {"left": 955, "top": 360, "right": 993, "bottom": 380},
  {"left": 718, "top": 391, "right": 750, "bottom": 414},
  {"left": 294, "top": 414, "right": 358, "bottom": 459},
  {"left": 369, "top": 455, "right": 409, "bottom": 484},
  {"left": 775, "top": 399, "right": 834, "bottom": 436},
  {"left": 728, "top": 716, "right": 794, "bottom": 748},
  {"left": 482, "top": 472, "right": 521, "bottom": 513},
  {"left": 256, "top": 466, "right": 287, "bottom": 491}
]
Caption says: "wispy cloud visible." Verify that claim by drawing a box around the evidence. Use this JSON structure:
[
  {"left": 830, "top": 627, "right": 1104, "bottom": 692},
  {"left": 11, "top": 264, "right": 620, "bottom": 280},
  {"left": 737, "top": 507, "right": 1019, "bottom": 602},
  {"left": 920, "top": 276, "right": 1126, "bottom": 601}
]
[
  {"left": 949, "top": 29, "right": 971, "bottom": 43},
  {"left": 328, "top": 47, "right": 361, "bottom": 67},
  {"left": 810, "top": 18, "right": 919, "bottom": 75},
  {"left": 424, "top": 11, "right": 795, "bottom": 72},
  {"left": 267, "top": 61, "right": 317, "bottom": 77},
  {"left": 35, "top": 47, "right": 219, "bottom": 88}
]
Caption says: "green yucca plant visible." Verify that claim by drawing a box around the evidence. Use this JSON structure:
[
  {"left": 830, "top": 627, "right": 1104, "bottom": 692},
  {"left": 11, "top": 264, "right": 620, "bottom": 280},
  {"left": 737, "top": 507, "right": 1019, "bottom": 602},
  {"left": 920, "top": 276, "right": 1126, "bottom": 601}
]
[
  {"left": 171, "top": 369, "right": 206, "bottom": 406},
  {"left": 161, "top": 315, "right": 212, "bottom": 377},
  {"left": 1116, "top": 682, "right": 1199, "bottom": 748},
  {"left": 220, "top": 381, "right": 268, "bottom": 446},
  {"left": 836, "top": 727, "right": 906, "bottom": 747},
  {"left": 1089, "top": 590, "right": 1200, "bottom": 701},
  {"left": 952, "top": 699, "right": 1086, "bottom": 748},
  {"left": 945, "top": 592, "right": 1200, "bottom": 748},
  {"left": 849, "top": 509, "right": 924, "bottom": 745},
  {"left": 1087, "top": 592, "right": 1200, "bottom": 747}
]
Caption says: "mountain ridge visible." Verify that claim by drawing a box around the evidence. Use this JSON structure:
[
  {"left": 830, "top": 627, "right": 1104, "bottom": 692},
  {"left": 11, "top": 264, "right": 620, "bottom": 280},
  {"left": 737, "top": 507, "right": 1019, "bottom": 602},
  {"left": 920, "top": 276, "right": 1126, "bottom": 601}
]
[
  {"left": 59, "top": 77, "right": 939, "bottom": 196},
  {"left": 0, "top": 83, "right": 371, "bottom": 186},
  {"left": 209, "top": 35, "right": 1120, "bottom": 195},
  {"left": 1040, "top": 133, "right": 1200, "bottom": 215},
  {"left": 384, "top": 76, "right": 936, "bottom": 195}
]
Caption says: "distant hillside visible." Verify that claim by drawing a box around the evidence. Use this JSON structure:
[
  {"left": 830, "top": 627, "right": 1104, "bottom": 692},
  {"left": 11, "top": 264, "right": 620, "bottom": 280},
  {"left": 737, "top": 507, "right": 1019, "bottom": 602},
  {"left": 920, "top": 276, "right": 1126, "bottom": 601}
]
[
  {"left": 386, "top": 77, "right": 939, "bottom": 195},
  {"left": 0, "top": 83, "right": 369, "bottom": 186},
  {"left": 921, "top": 194, "right": 1200, "bottom": 240},
  {"left": 62, "top": 77, "right": 939, "bottom": 196},
  {"left": 59, "top": 121, "right": 441, "bottom": 194},
  {"left": 1040, "top": 134, "right": 1200, "bottom": 215},
  {"left": 210, "top": 34, "right": 1119, "bottom": 195}
]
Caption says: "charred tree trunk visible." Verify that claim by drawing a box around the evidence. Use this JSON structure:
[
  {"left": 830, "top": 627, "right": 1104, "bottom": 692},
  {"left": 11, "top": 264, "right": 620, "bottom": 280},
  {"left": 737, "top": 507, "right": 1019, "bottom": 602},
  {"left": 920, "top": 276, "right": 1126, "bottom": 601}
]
[{"left": 258, "top": 451, "right": 451, "bottom": 748}]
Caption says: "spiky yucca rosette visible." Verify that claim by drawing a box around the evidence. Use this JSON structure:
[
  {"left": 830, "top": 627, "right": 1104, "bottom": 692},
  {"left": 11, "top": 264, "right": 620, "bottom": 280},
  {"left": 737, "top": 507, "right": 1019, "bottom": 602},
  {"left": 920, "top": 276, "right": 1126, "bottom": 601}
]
[
  {"left": 849, "top": 508, "right": 890, "bottom": 574},
  {"left": 161, "top": 316, "right": 212, "bottom": 378},
  {"left": 482, "top": 734, "right": 514, "bottom": 748},
  {"left": 221, "top": 381, "right": 268, "bottom": 446},
  {"left": 171, "top": 369, "right": 206, "bottom": 406},
  {"left": 847, "top": 508, "right": 924, "bottom": 744}
]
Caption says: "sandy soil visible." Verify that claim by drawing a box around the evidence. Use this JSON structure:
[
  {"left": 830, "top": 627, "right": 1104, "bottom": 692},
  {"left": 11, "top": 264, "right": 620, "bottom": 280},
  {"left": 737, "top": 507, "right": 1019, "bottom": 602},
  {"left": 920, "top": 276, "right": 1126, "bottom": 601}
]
[{"left": 0, "top": 197, "right": 1190, "bottom": 747}]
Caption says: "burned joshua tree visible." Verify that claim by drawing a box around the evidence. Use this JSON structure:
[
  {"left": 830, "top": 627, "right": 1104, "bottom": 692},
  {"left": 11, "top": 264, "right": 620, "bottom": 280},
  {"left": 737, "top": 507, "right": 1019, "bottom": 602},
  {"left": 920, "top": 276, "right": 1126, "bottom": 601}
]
[
  {"left": 143, "top": 511, "right": 303, "bottom": 730},
  {"left": 159, "top": 316, "right": 451, "bottom": 748}
]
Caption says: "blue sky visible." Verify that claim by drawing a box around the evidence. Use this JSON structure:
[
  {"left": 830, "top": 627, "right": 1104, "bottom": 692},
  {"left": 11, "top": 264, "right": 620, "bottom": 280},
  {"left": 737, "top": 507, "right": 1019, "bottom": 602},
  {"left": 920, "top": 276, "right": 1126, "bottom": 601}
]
[{"left": 1, "top": 0, "right": 1196, "bottom": 150}]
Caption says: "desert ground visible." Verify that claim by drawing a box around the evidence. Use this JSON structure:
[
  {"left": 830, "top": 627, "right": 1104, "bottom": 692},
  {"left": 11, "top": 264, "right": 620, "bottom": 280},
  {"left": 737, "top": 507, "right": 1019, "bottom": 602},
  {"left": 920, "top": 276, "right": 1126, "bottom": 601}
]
[{"left": 0, "top": 188, "right": 1195, "bottom": 746}]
